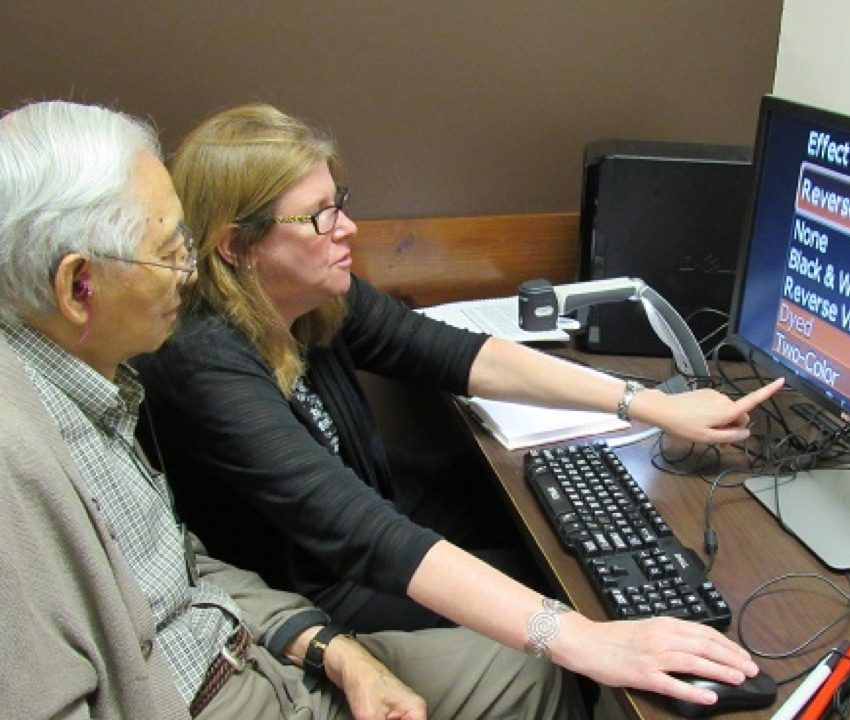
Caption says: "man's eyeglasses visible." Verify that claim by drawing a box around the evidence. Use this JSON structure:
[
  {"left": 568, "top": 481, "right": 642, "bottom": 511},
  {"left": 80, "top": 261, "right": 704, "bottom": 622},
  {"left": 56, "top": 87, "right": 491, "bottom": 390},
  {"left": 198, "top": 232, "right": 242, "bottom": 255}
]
[
  {"left": 97, "top": 221, "right": 197, "bottom": 285},
  {"left": 268, "top": 186, "right": 351, "bottom": 236}
]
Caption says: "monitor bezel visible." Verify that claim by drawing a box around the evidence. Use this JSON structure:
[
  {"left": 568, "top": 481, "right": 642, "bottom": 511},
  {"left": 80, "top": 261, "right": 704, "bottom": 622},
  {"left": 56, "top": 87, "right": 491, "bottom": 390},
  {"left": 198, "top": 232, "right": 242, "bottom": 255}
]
[{"left": 726, "top": 94, "right": 850, "bottom": 422}]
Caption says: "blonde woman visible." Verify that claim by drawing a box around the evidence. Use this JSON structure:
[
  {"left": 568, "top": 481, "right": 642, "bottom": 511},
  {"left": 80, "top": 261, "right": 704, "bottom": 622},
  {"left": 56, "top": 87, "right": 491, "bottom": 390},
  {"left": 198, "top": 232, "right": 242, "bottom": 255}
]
[{"left": 136, "top": 103, "right": 781, "bottom": 711}]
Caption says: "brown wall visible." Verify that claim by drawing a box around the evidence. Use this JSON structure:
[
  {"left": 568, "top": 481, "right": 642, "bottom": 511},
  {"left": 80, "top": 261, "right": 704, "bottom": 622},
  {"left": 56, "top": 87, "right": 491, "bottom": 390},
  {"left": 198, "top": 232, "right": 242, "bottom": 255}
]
[{"left": 0, "top": 1, "right": 782, "bottom": 219}]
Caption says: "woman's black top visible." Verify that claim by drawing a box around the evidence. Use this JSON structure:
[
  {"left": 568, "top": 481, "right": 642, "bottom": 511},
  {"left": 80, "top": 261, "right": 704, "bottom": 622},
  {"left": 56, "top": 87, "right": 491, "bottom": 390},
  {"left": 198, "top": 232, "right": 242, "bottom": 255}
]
[{"left": 134, "top": 276, "right": 489, "bottom": 599}]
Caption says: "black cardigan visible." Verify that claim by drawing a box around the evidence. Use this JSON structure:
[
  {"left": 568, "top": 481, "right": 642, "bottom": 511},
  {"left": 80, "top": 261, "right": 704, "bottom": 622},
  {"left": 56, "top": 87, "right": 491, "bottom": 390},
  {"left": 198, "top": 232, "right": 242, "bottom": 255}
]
[{"left": 134, "top": 276, "right": 489, "bottom": 600}]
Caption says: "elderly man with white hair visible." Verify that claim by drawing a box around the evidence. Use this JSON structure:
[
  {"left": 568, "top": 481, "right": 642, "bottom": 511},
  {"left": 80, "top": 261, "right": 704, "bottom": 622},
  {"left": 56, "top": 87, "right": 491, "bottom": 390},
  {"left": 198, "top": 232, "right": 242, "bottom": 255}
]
[{"left": 0, "top": 101, "right": 576, "bottom": 720}]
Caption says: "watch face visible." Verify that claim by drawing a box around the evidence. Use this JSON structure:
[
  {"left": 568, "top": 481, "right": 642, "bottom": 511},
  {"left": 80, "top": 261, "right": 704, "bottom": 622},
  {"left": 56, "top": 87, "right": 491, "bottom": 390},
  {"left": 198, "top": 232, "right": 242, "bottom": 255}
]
[{"left": 304, "top": 626, "right": 350, "bottom": 679}]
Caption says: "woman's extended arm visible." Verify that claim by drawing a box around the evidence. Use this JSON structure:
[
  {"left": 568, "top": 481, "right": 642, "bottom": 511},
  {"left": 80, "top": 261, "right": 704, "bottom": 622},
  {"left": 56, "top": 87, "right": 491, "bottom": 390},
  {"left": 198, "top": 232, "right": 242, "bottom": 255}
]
[
  {"left": 468, "top": 336, "right": 784, "bottom": 445},
  {"left": 407, "top": 540, "right": 757, "bottom": 706}
]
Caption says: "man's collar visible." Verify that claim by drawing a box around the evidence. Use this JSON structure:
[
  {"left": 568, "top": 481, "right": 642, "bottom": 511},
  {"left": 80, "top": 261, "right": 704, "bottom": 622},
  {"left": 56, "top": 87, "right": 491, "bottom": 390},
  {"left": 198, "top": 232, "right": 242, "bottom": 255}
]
[{"left": 0, "top": 320, "right": 144, "bottom": 422}]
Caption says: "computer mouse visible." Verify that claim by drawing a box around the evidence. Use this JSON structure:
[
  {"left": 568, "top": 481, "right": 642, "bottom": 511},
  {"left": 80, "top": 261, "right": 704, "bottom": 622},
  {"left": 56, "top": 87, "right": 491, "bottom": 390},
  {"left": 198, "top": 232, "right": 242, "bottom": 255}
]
[{"left": 667, "top": 670, "right": 777, "bottom": 717}]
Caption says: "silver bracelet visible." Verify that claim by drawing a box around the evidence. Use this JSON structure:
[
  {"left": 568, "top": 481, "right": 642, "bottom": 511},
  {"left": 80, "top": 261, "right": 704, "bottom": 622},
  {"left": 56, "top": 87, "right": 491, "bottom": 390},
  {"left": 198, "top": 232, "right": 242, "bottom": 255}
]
[
  {"left": 616, "top": 380, "right": 645, "bottom": 421},
  {"left": 524, "top": 598, "right": 571, "bottom": 660}
]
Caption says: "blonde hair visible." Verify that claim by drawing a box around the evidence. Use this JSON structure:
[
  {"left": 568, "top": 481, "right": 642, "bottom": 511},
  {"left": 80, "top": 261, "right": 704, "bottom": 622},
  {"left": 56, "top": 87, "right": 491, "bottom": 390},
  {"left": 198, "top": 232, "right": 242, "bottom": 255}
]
[{"left": 170, "top": 104, "right": 346, "bottom": 395}]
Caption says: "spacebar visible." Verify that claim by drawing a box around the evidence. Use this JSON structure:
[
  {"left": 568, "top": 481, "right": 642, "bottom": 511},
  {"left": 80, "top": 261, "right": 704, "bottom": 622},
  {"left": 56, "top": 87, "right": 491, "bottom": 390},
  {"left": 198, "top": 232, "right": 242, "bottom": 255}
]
[{"left": 658, "top": 607, "right": 691, "bottom": 620}]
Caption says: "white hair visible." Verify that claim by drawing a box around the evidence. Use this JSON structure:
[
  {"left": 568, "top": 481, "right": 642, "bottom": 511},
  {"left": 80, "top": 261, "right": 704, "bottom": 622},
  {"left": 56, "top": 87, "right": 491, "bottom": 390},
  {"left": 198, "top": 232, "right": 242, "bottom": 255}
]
[{"left": 0, "top": 101, "right": 161, "bottom": 323}]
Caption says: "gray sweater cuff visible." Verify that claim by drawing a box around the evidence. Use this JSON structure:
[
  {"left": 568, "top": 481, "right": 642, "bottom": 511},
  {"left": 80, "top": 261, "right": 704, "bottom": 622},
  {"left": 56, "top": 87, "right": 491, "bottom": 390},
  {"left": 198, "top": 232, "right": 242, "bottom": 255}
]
[{"left": 265, "top": 608, "right": 331, "bottom": 660}]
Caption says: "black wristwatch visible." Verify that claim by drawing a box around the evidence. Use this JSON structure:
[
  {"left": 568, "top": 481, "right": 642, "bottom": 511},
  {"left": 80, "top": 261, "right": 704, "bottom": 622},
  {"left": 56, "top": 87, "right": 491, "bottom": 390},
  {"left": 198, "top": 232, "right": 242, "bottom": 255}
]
[{"left": 303, "top": 625, "right": 351, "bottom": 680}]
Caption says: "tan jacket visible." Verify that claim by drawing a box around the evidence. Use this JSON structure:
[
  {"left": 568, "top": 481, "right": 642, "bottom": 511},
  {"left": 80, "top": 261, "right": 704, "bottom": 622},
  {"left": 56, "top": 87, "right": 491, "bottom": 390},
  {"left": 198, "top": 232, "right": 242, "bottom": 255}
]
[{"left": 0, "top": 335, "right": 320, "bottom": 719}]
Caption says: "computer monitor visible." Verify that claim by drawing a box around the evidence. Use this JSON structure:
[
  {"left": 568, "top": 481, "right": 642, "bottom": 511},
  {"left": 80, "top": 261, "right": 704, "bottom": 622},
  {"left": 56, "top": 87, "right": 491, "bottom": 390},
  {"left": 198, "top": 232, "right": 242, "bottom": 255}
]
[{"left": 727, "top": 94, "right": 850, "bottom": 570}]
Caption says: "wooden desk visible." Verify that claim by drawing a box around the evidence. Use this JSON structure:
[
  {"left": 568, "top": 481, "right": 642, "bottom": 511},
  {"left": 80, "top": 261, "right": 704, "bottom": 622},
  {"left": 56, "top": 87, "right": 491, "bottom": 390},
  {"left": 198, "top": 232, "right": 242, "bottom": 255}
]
[{"left": 455, "top": 351, "right": 850, "bottom": 720}]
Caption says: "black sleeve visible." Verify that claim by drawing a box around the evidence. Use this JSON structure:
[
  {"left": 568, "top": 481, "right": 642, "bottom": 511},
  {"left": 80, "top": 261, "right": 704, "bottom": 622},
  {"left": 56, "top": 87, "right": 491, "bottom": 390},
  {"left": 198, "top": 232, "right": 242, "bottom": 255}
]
[
  {"left": 135, "top": 318, "right": 440, "bottom": 596},
  {"left": 342, "top": 276, "right": 489, "bottom": 396}
]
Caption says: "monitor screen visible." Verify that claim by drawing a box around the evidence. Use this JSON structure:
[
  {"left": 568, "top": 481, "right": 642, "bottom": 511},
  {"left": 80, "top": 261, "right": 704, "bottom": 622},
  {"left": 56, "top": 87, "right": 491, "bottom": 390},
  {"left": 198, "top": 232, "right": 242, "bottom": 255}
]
[
  {"left": 727, "top": 94, "right": 850, "bottom": 570},
  {"left": 729, "top": 95, "right": 850, "bottom": 415}
]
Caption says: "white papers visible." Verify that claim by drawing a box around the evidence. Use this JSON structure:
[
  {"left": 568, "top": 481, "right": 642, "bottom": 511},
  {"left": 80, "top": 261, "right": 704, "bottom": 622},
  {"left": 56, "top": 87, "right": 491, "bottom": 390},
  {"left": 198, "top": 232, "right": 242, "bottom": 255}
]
[
  {"left": 418, "top": 296, "right": 577, "bottom": 343},
  {"left": 463, "top": 397, "right": 629, "bottom": 451}
]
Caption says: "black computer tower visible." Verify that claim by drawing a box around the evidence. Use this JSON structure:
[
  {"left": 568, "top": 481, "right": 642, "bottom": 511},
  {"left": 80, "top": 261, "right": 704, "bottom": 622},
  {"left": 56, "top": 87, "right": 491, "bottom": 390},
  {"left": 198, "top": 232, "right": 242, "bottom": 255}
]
[{"left": 577, "top": 140, "right": 752, "bottom": 357}]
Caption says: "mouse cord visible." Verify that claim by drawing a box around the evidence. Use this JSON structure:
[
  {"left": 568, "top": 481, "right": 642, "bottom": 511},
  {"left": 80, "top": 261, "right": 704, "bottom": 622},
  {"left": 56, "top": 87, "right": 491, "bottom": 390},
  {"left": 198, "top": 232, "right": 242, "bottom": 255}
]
[
  {"left": 701, "top": 465, "right": 751, "bottom": 573},
  {"left": 736, "top": 571, "right": 850, "bottom": 685},
  {"left": 648, "top": 431, "right": 767, "bottom": 575}
]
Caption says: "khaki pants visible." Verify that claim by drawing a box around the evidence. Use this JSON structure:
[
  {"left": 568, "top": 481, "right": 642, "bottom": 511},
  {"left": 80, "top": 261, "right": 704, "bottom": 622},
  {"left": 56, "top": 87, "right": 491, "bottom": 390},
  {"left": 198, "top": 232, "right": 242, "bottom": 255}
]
[{"left": 200, "top": 627, "right": 587, "bottom": 720}]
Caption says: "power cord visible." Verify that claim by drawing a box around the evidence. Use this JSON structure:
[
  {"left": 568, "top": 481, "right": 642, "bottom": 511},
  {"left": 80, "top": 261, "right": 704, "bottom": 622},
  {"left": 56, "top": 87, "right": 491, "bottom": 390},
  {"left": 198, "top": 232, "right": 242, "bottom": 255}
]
[{"left": 686, "top": 306, "right": 730, "bottom": 360}]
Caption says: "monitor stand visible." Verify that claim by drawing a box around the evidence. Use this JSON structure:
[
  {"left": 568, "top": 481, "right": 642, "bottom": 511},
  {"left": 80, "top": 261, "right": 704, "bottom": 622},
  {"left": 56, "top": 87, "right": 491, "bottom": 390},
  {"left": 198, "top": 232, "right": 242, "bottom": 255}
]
[{"left": 745, "top": 468, "right": 850, "bottom": 570}]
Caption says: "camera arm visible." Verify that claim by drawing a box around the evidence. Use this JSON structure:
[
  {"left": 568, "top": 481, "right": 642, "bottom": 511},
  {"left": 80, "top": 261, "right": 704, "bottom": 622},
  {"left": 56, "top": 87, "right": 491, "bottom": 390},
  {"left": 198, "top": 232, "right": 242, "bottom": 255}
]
[{"left": 552, "top": 277, "right": 710, "bottom": 386}]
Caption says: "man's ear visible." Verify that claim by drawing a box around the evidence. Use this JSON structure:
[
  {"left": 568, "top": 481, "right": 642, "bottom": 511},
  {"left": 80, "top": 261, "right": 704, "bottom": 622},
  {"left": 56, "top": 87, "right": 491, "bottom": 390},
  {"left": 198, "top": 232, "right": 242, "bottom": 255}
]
[
  {"left": 53, "top": 254, "right": 93, "bottom": 326},
  {"left": 215, "top": 224, "right": 246, "bottom": 268}
]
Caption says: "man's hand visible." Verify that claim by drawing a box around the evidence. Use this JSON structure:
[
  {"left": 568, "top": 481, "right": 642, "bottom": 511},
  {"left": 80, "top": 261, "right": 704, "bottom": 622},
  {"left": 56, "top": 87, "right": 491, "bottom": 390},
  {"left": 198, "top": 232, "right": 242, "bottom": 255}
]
[{"left": 324, "top": 635, "right": 427, "bottom": 720}]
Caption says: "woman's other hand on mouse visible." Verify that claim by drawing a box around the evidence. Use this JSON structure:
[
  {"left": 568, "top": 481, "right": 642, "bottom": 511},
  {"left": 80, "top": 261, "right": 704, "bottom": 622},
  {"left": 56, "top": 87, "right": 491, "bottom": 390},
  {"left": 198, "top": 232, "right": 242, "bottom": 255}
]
[{"left": 552, "top": 613, "right": 758, "bottom": 704}]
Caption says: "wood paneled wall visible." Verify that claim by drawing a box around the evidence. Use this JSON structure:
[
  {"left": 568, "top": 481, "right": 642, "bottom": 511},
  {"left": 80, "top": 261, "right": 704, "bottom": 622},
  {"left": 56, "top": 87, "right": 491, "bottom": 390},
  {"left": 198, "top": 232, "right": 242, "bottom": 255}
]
[{"left": 352, "top": 212, "right": 580, "bottom": 306}]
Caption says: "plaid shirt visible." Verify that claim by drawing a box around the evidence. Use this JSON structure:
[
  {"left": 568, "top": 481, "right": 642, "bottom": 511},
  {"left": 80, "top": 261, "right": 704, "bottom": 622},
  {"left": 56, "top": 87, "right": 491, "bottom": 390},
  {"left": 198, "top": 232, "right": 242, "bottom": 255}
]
[{"left": 3, "top": 322, "right": 243, "bottom": 705}]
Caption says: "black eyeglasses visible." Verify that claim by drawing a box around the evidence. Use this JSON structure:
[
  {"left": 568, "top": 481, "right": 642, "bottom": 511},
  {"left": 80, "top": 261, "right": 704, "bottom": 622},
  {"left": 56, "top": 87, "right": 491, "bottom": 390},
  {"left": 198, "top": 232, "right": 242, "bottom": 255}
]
[
  {"left": 268, "top": 186, "right": 351, "bottom": 235},
  {"left": 97, "top": 221, "right": 197, "bottom": 285}
]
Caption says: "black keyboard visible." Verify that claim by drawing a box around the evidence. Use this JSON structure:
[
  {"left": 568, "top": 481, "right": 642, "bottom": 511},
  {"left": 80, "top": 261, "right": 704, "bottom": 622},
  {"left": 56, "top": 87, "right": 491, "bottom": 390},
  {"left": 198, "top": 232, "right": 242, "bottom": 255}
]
[{"left": 524, "top": 440, "right": 731, "bottom": 629}]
